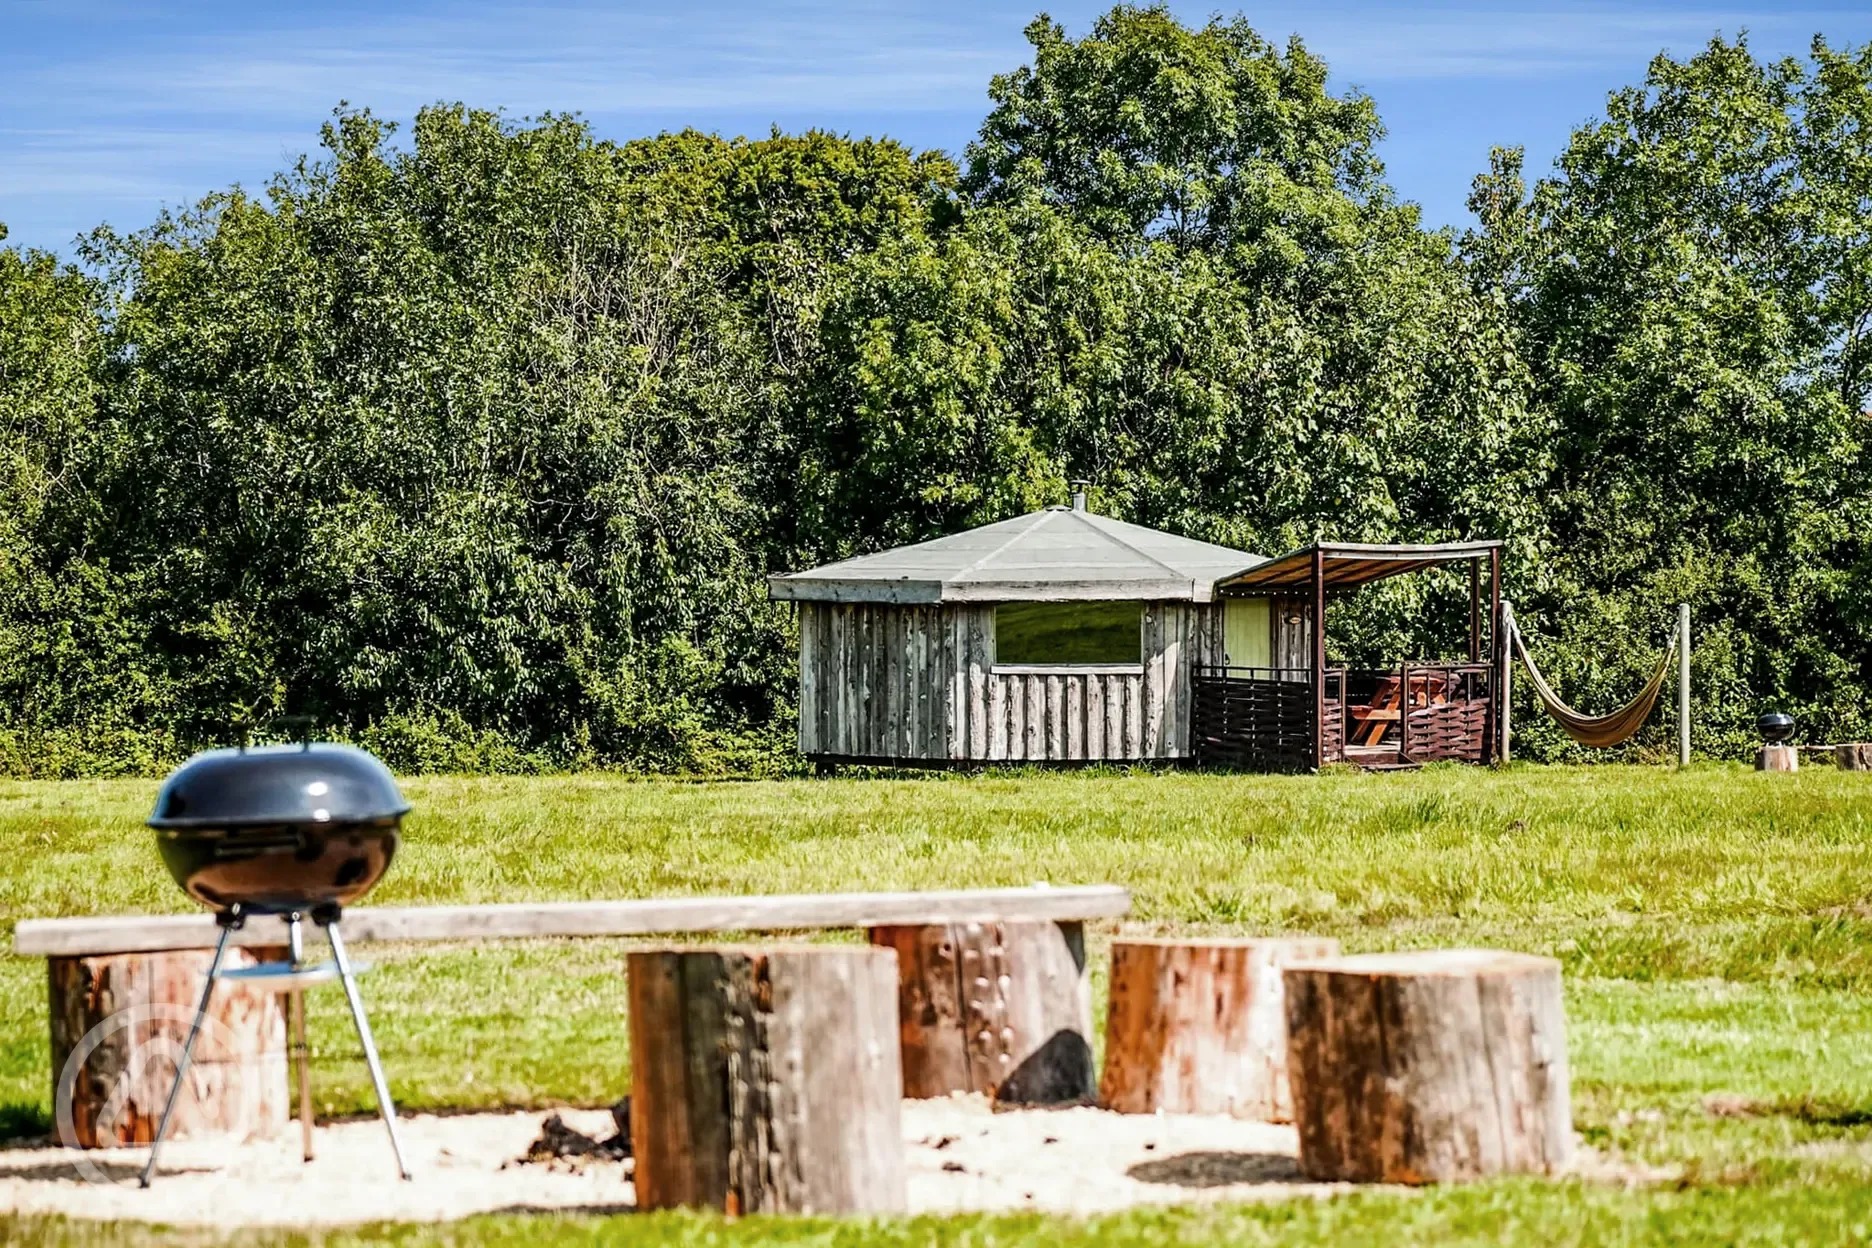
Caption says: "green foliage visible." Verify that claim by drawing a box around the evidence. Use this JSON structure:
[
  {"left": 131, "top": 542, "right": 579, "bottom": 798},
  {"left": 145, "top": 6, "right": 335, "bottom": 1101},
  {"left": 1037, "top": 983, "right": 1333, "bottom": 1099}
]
[
  {"left": 1466, "top": 34, "right": 1872, "bottom": 757},
  {"left": 0, "top": 11, "right": 1868, "bottom": 772}
]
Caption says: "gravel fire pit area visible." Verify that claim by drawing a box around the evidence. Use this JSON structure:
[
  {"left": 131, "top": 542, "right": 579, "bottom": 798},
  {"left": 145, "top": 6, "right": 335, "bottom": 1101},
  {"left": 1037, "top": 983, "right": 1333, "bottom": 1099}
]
[{"left": 0, "top": 1097, "right": 1346, "bottom": 1228}]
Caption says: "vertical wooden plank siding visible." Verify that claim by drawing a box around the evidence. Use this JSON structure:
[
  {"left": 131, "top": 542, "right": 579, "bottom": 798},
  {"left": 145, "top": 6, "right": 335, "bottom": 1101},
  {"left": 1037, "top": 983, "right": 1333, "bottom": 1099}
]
[
  {"left": 1045, "top": 674, "right": 1063, "bottom": 759},
  {"left": 989, "top": 662, "right": 1010, "bottom": 761},
  {"left": 946, "top": 611, "right": 964, "bottom": 760},
  {"left": 924, "top": 608, "right": 941, "bottom": 760},
  {"left": 1065, "top": 677, "right": 1084, "bottom": 760},
  {"left": 819, "top": 605, "right": 835, "bottom": 756},
  {"left": 799, "top": 598, "right": 1232, "bottom": 765},
  {"left": 1141, "top": 606, "right": 1163, "bottom": 757},
  {"left": 797, "top": 605, "right": 818, "bottom": 756},
  {"left": 831, "top": 605, "right": 848, "bottom": 756},
  {"left": 1032, "top": 677, "right": 1048, "bottom": 760},
  {"left": 967, "top": 608, "right": 989, "bottom": 759},
  {"left": 1163, "top": 603, "right": 1186, "bottom": 756}
]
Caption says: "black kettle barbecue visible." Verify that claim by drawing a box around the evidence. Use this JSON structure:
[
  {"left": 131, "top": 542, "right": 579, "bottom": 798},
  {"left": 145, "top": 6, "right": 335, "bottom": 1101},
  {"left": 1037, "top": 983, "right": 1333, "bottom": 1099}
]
[
  {"left": 140, "top": 740, "right": 413, "bottom": 1186},
  {"left": 150, "top": 742, "right": 408, "bottom": 911}
]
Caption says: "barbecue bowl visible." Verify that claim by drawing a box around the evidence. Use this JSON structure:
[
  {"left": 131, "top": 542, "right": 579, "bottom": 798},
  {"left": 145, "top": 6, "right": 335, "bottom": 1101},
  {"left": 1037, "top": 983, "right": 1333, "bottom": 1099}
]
[
  {"left": 150, "top": 743, "right": 409, "bottom": 912},
  {"left": 1757, "top": 712, "right": 1796, "bottom": 745}
]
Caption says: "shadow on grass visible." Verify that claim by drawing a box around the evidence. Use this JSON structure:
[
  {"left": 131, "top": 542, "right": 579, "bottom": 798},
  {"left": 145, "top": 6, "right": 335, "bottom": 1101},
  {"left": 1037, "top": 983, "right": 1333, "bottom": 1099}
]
[{"left": 1771, "top": 1096, "right": 1872, "bottom": 1128}]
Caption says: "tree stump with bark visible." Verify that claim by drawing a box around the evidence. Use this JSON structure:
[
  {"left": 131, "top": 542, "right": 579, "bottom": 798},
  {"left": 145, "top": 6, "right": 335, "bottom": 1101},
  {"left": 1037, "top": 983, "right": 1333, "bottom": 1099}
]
[
  {"left": 1836, "top": 744, "right": 1872, "bottom": 771},
  {"left": 1099, "top": 936, "right": 1340, "bottom": 1121},
  {"left": 1756, "top": 745, "right": 1799, "bottom": 772},
  {"left": 1283, "top": 950, "right": 1572, "bottom": 1184},
  {"left": 868, "top": 919, "right": 1092, "bottom": 1104},
  {"left": 627, "top": 945, "right": 905, "bottom": 1215},
  {"left": 49, "top": 947, "right": 288, "bottom": 1147}
]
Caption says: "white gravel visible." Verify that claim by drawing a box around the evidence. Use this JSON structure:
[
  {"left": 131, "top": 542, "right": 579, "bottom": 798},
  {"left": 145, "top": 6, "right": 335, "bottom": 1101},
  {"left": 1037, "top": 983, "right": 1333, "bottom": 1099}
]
[{"left": 0, "top": 1098, "right": 1351, "bottom": 1228}]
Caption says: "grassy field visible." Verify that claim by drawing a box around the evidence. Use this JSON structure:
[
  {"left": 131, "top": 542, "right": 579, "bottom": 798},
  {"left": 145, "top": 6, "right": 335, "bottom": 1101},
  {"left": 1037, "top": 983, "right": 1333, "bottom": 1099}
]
[{"left": 3, "top": 763, "right": 1872, "bottom": 1244}]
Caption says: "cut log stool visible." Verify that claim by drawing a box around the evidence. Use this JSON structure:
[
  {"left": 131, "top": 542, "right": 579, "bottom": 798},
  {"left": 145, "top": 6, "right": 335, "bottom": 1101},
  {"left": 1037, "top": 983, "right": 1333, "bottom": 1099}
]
[
  {"left": 869, "top": 919, "right": 1093, "bottom": 1104},
  {"left": 50, "top": 947, "right": 288, "bottom": 1147},
  {"left": 1100, "top": 937, "right": 1340, "bottom": 1121},
  {"left": 1837, "top": 744, "right": 1872, "bottom": 771},
  {"left": 1757, "top": 745, "right": 1799, "bottom": 772},
  {"left": 627, "top": 946, "right": 905, "bottom": 1215},
  {"left": 1284, "top": 950, "right": 1572, "bottom": 1184}
]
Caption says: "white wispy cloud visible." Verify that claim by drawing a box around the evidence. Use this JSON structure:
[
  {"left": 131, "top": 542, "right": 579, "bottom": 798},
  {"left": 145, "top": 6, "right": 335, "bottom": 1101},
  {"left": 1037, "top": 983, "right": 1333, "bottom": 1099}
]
[{"left": 22, "top": 2, "right": 1016, "bottom": 121}]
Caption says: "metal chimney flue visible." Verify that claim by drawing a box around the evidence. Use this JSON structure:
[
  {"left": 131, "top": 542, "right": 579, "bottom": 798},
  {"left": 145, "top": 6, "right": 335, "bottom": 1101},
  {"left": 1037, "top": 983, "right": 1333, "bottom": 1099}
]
[{"left": 1070, "top": 479, "right": 1090, "bottom": 512}]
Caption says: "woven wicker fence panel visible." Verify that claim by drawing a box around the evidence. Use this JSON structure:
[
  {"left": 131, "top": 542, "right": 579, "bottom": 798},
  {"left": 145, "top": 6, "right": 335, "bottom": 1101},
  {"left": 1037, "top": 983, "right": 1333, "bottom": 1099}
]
[
  {"left": 1192, "top": 673, "right": 1316, "bottom": 772},
  {"left": 1405, "top": 699, "right": 1490, "bottom": 763}
]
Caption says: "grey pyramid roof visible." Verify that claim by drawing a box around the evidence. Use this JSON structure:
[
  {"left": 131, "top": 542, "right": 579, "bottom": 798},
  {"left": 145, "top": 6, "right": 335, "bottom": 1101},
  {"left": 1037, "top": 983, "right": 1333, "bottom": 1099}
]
[{"left": 769, "top": 508, "right": 1267, "bottom": 604}]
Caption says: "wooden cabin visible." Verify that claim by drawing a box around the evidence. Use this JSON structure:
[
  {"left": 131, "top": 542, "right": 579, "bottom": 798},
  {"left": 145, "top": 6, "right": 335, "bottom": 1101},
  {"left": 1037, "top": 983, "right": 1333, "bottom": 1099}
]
[{"left": 769, "top": 501, "right": 1504, "bottom": 771}]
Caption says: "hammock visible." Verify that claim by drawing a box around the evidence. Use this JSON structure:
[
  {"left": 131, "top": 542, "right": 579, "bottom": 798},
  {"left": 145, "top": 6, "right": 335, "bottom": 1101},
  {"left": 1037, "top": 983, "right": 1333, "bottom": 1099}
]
[{"left": 1507, "top": 606, "right": 1679, "bottom": 748}]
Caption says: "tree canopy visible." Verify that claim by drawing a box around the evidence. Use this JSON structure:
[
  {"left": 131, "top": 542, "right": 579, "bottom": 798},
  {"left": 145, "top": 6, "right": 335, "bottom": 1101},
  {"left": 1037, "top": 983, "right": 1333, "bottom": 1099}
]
[{"left": 1, "top": 6, "right": 1868, "bottom": 774}]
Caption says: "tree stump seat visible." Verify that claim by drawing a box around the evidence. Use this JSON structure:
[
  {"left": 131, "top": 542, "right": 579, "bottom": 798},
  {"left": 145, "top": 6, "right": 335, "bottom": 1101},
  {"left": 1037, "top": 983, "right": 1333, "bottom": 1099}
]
[
  {"left": 1099, "top": 936, "right": 1339, "bottom": 1121},
  {"left": 627, "top": 945, "right": 905, "bottom": 1215},
  {"left": 1284, "top": 949, "right": 1573, "bottom": 1184},
  {"left": 868, "top": 918, "right": 1093, "bottom": 1105},
  {"left": 50, "top": 947, "right": 289, "bottom": 1148}
]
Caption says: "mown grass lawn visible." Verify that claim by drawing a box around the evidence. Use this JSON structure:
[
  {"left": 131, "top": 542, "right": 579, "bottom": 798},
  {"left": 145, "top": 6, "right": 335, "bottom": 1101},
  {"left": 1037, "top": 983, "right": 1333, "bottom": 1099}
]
[{"left": 3, "top": 763, "right": 1871, "bottom": 1245}]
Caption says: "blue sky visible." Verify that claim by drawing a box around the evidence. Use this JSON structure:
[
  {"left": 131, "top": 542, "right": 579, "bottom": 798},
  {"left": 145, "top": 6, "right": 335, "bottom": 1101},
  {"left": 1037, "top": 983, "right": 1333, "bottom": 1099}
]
[{"left": 4, "top": 1, "right": 1869, "bottom": 255}]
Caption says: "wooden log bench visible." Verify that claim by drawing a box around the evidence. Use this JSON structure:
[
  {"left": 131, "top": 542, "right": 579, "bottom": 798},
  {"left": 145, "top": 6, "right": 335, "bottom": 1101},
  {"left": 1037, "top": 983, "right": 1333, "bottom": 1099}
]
[{"left": 14, "top": 885, "right": 1128, "bottom": 1149}]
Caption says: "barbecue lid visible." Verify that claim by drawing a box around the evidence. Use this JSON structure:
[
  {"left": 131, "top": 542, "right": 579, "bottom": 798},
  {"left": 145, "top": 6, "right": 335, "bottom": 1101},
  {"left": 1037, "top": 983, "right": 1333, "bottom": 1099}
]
[{"left": 149, "top": 743, "right": 410, "bottom": 830}]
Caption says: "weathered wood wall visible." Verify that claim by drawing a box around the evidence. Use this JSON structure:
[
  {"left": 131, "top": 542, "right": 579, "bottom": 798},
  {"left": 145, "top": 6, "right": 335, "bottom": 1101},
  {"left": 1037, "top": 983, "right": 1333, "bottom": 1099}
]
[
  {"left": 1270, "top": 596, "right": 1312, "bottom": 675},
  {"left": 797, "top": 602, "right": 1224, "bottom": 764}
]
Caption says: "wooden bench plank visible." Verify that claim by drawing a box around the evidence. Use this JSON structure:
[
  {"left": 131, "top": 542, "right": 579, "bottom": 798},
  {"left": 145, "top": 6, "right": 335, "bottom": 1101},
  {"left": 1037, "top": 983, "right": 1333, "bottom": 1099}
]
[{"left": 12, "top": 885, "right": 1131, "bottom": 957}]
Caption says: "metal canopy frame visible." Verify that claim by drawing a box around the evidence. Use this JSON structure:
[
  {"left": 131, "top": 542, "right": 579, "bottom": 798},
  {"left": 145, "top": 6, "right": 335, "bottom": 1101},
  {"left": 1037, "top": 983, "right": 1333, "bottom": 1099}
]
[
  {"left": 1214, "top": 541, "right": 1506, "bottom": 770},
  {"left": 1214, "top": 540, "right": 1504, "bottom": 595}
]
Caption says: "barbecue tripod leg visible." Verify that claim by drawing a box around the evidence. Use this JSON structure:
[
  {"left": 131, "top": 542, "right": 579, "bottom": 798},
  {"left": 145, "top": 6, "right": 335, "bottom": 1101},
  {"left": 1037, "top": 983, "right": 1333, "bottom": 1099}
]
[
  {"left": 139, "top": 921, "right": 234, "bottom": 1188},
  {"left": 287, "top": 914, "right": 314, "bottom": 1162},
  {"left": 325, "top": 920, "right": 411, "bottom": 1180}
]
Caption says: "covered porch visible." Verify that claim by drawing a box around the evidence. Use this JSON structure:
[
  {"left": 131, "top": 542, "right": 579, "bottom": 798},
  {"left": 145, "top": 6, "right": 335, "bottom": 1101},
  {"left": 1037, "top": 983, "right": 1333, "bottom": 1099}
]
[{"left": 1192, "top": 541, "right": 1504, "bottom": 771}]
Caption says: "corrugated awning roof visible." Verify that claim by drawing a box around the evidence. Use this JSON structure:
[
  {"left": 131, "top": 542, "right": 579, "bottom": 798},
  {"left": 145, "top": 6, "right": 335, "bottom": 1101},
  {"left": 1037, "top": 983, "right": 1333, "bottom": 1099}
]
[
  {"left": 769, "top": 508, "right": 1268, "bottom": 604},
  {"left": 1216, "top": 541, "right": 1502, "bottom": 594}
]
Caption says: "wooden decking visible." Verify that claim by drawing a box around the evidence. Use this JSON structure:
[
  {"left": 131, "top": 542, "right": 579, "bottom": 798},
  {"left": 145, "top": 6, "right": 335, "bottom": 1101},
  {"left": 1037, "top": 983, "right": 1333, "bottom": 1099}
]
[{"left": 1340, "top": 745, "right": 1422, "bottom": 771}]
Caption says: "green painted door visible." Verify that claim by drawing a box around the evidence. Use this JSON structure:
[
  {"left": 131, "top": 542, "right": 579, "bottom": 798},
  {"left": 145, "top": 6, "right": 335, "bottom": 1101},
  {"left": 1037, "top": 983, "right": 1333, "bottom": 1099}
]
[{"left": 1223, "top": 598, "right": 1271, "bottom": 669}]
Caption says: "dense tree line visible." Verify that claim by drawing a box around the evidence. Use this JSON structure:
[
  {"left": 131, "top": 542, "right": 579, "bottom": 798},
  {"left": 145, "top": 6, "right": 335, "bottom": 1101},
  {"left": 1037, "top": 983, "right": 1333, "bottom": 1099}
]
[{"left": 1, "top": 6, "right": 1867, "bottom": 775}]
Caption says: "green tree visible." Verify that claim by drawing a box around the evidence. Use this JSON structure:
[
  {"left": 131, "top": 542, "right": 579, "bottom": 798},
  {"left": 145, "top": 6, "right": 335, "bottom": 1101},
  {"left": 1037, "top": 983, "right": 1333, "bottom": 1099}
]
[{"left": 1465, "top": 35, "right": 1872, "bottom": 755}]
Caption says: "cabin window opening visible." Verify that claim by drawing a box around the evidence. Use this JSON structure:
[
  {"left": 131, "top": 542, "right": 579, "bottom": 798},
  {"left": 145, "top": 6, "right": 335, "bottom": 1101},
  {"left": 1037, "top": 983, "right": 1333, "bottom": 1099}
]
[{"left": 993, "top": 601, "right": 1142, "bottom": 668}]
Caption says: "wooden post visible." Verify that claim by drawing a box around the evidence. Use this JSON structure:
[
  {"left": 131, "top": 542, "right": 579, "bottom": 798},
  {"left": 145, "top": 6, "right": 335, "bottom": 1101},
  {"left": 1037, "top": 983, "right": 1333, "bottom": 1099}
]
[
  {"left": 49, "top": 947, "right": 288, "bottom": 1147},
  {"left": 1838, "top": 744, "right": 1872, "bottom": 771},
  {"left": 869, "top": 919, "right": 1092, "bottom": 1105},
  {"left": 1491, "top": 553, "right": 1504, "bottom": 764},
  {"left": 1314, "top": 552, "right": 1328, "bottom": 758},
  {"left": 1468, "top": 559, "right": 1481, "bottom": 663},
  {"left": 1284, "top": 950, "right": 1572, "bottom": 1184},
  {"left": 1498, "top": 598, "right": 1513, "bottom": 765},
  {"left": 1756, "top": 745, "right": 1799, "bottom": 772},
  {"left": 1678, "top": 603, "right": 1691, "bottom": 767},
  {"left": 627, "top": 946, "right": 905, "bottom": 1215},
  {"left": 1100, "top": 937, "right": 1339, "bottom": 1121}
]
